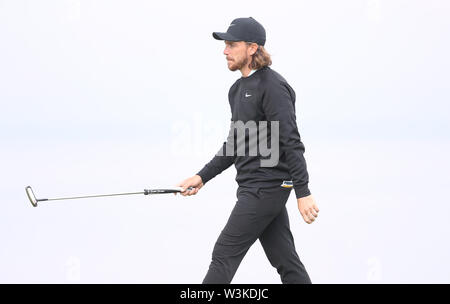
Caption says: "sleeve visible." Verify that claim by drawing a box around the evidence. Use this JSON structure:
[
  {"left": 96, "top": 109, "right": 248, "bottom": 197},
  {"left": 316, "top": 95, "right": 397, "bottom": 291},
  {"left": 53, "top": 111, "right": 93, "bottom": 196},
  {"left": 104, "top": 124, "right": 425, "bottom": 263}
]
[
  {"left": 196, "top": 120, "right": 236, "bottom": 185},
  {"left": 262, "top": 80, "right": 311, "bottom": 199}
]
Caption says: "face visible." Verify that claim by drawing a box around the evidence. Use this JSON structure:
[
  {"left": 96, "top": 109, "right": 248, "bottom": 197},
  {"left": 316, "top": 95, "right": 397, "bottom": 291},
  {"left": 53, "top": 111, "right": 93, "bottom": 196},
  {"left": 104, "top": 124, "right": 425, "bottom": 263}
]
[{"left": 223, "top": 41, "right": 256, "bottom": 71}]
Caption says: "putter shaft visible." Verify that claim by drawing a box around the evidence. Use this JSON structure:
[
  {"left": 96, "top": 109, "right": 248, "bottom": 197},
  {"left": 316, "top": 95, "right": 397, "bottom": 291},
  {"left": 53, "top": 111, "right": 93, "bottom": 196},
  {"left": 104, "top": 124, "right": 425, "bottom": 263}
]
[{"left": 42, "top": 191, "right": 145, "bottom": 202}]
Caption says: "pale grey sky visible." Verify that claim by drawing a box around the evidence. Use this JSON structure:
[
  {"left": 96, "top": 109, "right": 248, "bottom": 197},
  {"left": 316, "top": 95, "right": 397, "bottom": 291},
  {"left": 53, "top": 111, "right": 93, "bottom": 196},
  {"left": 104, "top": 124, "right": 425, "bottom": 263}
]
[{"left": 1, "top": 0, "right": 450, "bottom": 283}]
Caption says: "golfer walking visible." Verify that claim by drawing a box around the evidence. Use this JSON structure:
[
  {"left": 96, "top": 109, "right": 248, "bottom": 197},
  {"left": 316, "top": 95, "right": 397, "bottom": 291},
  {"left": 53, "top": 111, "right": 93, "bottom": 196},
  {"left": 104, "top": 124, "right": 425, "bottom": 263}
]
[{"left": 177, "top": 17, "right": 319, "bottom": 284}]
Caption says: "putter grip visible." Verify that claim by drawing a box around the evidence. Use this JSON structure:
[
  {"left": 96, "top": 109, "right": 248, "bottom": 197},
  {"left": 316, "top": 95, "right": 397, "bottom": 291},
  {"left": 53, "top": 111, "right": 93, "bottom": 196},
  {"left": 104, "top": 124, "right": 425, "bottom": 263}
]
[{"left": 144, "top": 187, "right": 194, "bottom": 195}]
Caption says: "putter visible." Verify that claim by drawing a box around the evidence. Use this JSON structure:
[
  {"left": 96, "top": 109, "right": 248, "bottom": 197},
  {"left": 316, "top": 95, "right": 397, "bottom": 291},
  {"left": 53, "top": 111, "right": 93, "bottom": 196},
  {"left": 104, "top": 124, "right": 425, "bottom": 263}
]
[{"left": 25, "top": 185, "right": 194, "bottom": 207}]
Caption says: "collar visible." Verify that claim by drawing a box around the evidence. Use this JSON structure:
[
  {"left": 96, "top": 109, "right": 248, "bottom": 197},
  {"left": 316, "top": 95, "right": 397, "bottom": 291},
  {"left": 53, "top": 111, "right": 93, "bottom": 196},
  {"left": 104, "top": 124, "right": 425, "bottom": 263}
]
[{"left": 247, "top": 69, "right": 257, "bottom": 77}]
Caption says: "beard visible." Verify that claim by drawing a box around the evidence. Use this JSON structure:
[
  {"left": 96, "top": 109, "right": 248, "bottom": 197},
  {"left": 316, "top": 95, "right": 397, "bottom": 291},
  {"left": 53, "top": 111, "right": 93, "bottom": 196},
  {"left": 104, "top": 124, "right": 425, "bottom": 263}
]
[{"left": 228, "top": 56, "right": 249, "bottom": 71}]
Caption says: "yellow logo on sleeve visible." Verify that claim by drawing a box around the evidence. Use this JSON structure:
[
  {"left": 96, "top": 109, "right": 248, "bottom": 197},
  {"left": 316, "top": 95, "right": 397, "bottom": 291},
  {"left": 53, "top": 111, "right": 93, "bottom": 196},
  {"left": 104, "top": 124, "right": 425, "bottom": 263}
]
[{"left": 281, "top": 181, "right": 293, "bottom": 188}]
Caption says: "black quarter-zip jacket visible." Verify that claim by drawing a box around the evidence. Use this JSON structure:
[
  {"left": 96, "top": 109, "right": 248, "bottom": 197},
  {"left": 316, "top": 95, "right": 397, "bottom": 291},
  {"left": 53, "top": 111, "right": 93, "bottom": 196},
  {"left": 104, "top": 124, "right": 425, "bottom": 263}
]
[{"left": 197, "top": 66, "right": 311, "bottom": 199}]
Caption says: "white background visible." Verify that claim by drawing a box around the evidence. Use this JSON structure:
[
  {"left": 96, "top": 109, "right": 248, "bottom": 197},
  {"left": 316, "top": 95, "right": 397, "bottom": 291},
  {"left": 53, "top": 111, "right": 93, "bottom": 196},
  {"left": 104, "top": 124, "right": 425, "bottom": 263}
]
[{"left": 1, "top": 0, "right": 449, "bottom": 283}]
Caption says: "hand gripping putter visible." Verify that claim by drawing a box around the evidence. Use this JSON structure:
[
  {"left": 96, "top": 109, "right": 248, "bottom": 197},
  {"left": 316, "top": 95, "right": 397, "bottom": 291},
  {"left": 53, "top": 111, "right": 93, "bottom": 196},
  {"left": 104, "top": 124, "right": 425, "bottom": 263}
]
[{"left": 25, "top": 186, "right": 193, "bottom": 207}]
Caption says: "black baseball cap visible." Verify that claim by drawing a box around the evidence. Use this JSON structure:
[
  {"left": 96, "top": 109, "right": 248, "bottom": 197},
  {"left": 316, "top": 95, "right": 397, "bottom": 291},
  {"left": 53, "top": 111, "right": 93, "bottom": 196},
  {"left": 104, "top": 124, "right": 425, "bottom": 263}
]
[{"left": 212, "top": 17, "right": 266, "bottom": 46}]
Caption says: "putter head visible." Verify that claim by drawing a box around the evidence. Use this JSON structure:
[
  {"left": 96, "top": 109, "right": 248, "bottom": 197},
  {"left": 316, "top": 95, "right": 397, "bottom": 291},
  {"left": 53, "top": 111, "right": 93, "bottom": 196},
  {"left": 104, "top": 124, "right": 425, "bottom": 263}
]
[{"left": 25, "top": 186, "right": 38, "bottom": 207}]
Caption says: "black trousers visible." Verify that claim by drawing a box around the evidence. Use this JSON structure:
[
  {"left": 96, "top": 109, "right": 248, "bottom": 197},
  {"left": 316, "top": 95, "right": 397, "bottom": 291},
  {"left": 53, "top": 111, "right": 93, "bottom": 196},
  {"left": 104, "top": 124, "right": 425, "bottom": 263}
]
[{"left": 202, "top": 185, "right": 311, "bottom": 284}]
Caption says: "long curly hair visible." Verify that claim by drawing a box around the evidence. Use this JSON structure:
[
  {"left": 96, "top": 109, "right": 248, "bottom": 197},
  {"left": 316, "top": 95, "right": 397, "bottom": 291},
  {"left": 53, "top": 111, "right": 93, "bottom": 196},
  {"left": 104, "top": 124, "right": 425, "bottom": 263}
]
[{"left": 247, "top": 43, "right": 272, "bottom": 70}]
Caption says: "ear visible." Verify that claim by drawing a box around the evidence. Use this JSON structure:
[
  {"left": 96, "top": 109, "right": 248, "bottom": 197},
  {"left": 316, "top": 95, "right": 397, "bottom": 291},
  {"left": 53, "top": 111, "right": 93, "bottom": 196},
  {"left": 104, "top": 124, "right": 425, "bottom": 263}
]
[{"left": 248, "top": 43, "right": 258, "bottom": 56}]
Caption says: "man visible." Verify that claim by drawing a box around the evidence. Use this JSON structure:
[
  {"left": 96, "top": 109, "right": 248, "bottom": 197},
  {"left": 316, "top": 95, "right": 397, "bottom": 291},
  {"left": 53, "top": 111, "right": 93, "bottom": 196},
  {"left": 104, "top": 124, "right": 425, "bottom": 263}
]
[{"left": 176, "top": 17, "right": 319, "bottom": 284}]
